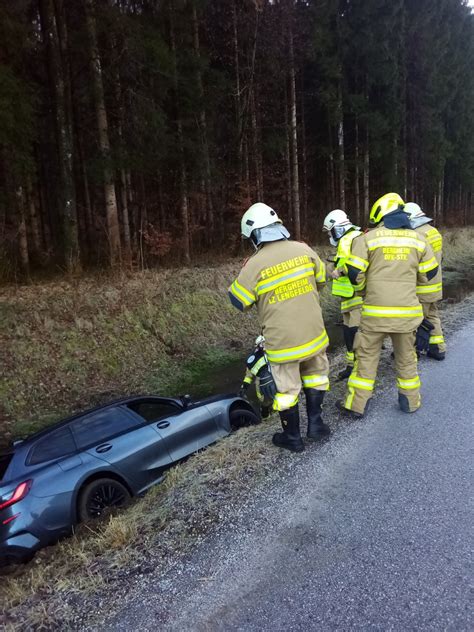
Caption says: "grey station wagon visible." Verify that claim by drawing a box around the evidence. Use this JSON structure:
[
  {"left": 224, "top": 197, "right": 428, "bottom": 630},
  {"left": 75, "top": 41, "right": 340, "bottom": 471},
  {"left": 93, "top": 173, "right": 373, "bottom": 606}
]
[{"left": 0, "top": 394, "right": 258, "bottom": 565}]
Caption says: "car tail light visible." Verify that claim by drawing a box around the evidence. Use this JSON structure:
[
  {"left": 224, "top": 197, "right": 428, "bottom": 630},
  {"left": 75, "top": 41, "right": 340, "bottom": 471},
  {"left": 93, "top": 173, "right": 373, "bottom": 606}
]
[{"left": 0, "top": 480, "right": 32, "bottom": 511}]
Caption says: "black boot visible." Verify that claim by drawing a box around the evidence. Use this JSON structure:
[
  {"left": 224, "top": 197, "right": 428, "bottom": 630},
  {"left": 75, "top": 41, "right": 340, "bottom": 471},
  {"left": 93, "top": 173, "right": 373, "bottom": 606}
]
[
  {"left": 272, "top": 405, "right": 304, "bottom": 453},
  {"left": 305, "top": 388, "right": 331, "bottom": 440},
  {"left": 335, "top": 399, "right": 365, "bottom": 420},
  {"left": 427, "top": 344, "right": 445, "bottom": 361},
  {"left": 337, "top": 365, "right": 353, "bottom": 380}
]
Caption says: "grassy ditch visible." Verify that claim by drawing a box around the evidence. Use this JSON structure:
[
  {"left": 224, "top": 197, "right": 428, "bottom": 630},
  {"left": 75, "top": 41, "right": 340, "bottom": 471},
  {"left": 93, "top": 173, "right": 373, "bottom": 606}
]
[{"left": 1, "top": 227, "right": 474, "bottom": 629}]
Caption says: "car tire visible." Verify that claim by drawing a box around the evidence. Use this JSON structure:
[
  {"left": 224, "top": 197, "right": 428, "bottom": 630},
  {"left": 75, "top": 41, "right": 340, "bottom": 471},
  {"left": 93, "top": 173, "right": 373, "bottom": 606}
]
[
  {"left": 229, "top": 407, "right": 260, "bottom": 431},
  {"left": 78, "top": 478, "right": 131, "bottom": 522}
]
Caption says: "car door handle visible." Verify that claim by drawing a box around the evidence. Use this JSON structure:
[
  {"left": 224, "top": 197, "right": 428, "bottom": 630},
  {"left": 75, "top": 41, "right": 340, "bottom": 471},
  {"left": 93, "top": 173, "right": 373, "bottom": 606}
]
[
  {"left": 156, "top": 421, "right": 170, "bottom": 429},
  {"left": 96, "top": 444, "right": 112, "bottom": 453}
]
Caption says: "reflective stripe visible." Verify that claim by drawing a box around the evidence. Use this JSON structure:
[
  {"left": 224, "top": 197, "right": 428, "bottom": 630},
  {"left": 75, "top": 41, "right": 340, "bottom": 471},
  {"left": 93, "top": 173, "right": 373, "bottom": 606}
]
[
  {"left": 249, "top": 357, "right": 267, "bottom": 376},
  {"left": 230, "top": 280, "right": 255, "bottom": 306},
  {"left": 353, "top": 280, "right": 366, "bottom": 292},
  {"left": 347, "top": 254, "right": 369, "bottom": 272},
  {"left": 243, "top": 375, "right": 253, "bottom": 385},
  {"left": 397, "top": 376, "right": 421, "bottom": 390},
  {"left": 315, "top": 261, "right": 326, "bottom": 283},
  {"left": 301, "top": 374, "right": 330, "bottom": 390},
  {"left": 266, "top": 330, "right": 329, "bottom": 363},
  {"left": 416, "top": 282, "right": 442, "bottom": 295},
  {"left": 345, "top": 350, "right": 355, "bottom": 364},
  {"left": 418, "top": 257, "right": 438, "bottom": 273},
  {"left": 341, "top": 296, "right": 363, "bottom": 311},
  {"left": 348, "top": 374, "right": 375, "bottom": 391},
  {"left": 255, "top": 263, "right": 315, "bottom": 295},
  {"left": 332, "top": 275, "right": 354, "bottom": 298},
  {"left": 273, "top": 393, "right": 298, "bottom": 411},
  {"left": 362, "top": 304, "right": 423, "bottom": 318},
  {"left": 426, "top": 229, "right": 442, "bottom": 252},
  {"left": 367, "top": 237, "right": 425, "bottom": 252},
  {"left": 429, "top": 335, "right": 445, "bottom": 344},
  {"left": 345, "top": 387, "right": 356, "bottom": 410}
]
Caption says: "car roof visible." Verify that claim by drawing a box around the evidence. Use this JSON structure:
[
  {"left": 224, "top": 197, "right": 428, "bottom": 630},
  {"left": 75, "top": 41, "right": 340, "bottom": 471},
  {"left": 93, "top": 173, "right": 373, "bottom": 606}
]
[{"left": 13, "top": 395, "right": 185, "bottom": 449}]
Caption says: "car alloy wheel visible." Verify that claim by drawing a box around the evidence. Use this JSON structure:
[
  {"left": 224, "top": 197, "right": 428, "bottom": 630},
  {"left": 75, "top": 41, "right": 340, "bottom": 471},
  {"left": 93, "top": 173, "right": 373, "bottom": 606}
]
[
  {"left": 78, "top": 478, "right": 131, "bottom": 522},
  {"left": 229, "top": 407, "right": 260, "bottom": 431}
]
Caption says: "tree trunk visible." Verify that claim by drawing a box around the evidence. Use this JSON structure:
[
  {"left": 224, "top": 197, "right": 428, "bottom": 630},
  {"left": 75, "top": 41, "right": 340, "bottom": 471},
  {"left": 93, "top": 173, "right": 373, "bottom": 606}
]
[
  {"left": 287, "top": 1, "right": 300, "bottom": 240},
  {"left": 231, "top": 0, "right": 243, "bottom": 177},
  {"left": 250, "top": 88, "right": 263, "bottom": 199},
  {"left": 354, "top": 117, "right": 360, "bottom": 226},
  {"left": 84, "top": 0, "right": 121, "bottom": 266},
  {"left": 300, "top": 77, "right": 308, "bottom": 234},
  {"left": 27, "top": 175, "right": 42, "bottom": 256},
  {"left": 169, "top": 1, "right": 191, "bottom": 264},
  {"left": 39, "top": 0, "right": 80, "bottom": 271},
  {"left": 192, "top": 2, "right": 214, "bottom": 236},
  {"left": 16, "top": 186, "right": 30, "bottom": 275},
  {"left": 337, "top": 80, "right": 345, "bottom": 209},
  {"left": 363, "top": 123, "right": 370, "bottom": 218}
]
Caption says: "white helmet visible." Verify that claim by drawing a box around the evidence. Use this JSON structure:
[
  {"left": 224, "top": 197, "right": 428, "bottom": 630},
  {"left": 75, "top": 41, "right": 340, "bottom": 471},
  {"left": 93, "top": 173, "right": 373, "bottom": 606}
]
[
  {"left": 241, "top": 202, "right": 290, "bottom": 247},
  {"left": 404, "top": 201, "right": 433, "bottom": 228},
  {"left": 403, "top": 202, "right": 424, "bottom": 220},
  {"left": 322, "top": 209, "right": 351, "bottom": 232},
  {"left": 241, "top": 203, "right": 281, "bottom": 238},
  {"left": 322, "top": 209, "right": 358, "bottom": 246}
]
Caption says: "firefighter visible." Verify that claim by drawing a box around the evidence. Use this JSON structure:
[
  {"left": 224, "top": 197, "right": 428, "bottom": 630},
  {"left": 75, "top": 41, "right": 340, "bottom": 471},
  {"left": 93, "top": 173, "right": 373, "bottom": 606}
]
[
  {"left": 404, "top": 202, "right": 445, "bottom": 360},
  {"left": 240, "top": 335, "right": 272, "bottom": 419},
  {"left": 229, "top": 202, "right": 330, "bottom": 452},
  {"left": 336, "top": 193, "right": 439, "bottom": 418},
  {"left": 322, "top": 210, "right": 364, "bottom": 380}
]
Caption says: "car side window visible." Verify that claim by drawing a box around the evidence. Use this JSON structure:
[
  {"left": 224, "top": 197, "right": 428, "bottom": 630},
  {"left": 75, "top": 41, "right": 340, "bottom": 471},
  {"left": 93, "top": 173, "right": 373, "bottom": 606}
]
[
  {"left": 71, "top": 408, "right": 140, "bottom": 449},
  {"left": 127, "top": 401, "right": 181, "bottom": 423},
  {"left": 28, "top": 426, "right": 77, "bottom": 465}
]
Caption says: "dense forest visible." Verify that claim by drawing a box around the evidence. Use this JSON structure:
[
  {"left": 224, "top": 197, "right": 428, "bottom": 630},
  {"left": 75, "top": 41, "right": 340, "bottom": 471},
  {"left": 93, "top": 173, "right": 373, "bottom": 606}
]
[{"left": 0, "top": 0, "right": 473, "bottom": 276}]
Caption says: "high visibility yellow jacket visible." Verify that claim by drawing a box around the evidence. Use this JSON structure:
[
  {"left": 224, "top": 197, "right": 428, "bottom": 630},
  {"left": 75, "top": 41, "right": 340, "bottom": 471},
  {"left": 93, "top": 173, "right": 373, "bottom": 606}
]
[
  {"left": 347, "top": 222, "right": 439, "bottom": 333},
  {"left": 229, "top": 240, "right": 328, "bottom": 363},
  {"left": 413, "top": 224, "right": 443, "bottom": 303},
  {"left": 331, "top": 229, "right": 364, "bottom": 313}
]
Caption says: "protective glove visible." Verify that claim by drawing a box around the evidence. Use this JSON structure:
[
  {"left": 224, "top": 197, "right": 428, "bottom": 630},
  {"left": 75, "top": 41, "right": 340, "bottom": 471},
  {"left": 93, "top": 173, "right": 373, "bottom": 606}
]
[
  {"left": 257, "top": 365, "right": 277, "bottom": 401},
  {"left": 415, "top": 318, "right": 434, "bottom": 353},
  {"left": 239, "top": 382, "right": 250, "bottom": 398}
]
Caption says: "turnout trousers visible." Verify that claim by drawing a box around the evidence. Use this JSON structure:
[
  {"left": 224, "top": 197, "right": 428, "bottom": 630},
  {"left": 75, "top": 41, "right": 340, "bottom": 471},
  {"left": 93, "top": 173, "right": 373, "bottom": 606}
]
[
  {"left": 344, "top": 330, "right": 421, "bottom": 414},
  {"left": 422, "top": 302, "right": 446, "bottom": 352},
  {"left": 342, "top": 307, "right": 361, "bottom": 367},
  {"left": 271, "top": 352, "right": 330, "bottom": 412}
]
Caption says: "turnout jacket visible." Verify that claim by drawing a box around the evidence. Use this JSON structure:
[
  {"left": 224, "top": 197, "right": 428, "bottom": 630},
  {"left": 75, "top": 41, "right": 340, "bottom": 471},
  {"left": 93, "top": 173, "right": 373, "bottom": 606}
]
[
  {"left": 331, "top": 228, "right": 364, "bottom": 313},
  {"left": 414, "top": 224, "right": 443, "bottom": 303},
  {"left": 347, "top": 221, "right": 438, "bottom": 333},
  {"left": 229, "top": 240, "right": 328, "bottom": 364}
]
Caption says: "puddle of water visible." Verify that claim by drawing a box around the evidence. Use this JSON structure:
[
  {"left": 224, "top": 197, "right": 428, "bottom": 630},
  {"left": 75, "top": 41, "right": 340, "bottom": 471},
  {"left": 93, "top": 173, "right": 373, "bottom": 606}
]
[{"left": 186, "top": 272, "right": 473, "bottom": 399}]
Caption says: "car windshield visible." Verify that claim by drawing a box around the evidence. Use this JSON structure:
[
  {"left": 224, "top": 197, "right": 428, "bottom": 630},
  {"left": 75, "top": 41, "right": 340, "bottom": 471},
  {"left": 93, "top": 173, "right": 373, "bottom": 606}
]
[{"left": 0, "top": 453, "right": 13, "bottom": 481}]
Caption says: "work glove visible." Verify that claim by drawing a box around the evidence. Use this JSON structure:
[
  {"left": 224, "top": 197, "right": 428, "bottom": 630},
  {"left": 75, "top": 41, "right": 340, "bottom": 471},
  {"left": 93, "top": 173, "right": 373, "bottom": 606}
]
[
  {"left": 239, "top": 382, "right": 250, "bottom": 398},
  {"left": 257, "top": 365, "right": 277, "bottom": 402},
  {"left": 415, "top": 319, "right": 434, "bottom": 353}
]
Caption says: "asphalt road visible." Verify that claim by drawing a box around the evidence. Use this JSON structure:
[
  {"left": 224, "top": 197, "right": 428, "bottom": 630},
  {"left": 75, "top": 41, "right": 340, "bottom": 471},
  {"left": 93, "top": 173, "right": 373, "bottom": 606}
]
[{"left": 107, "top": 321, "right": 473, "bottom": 632}]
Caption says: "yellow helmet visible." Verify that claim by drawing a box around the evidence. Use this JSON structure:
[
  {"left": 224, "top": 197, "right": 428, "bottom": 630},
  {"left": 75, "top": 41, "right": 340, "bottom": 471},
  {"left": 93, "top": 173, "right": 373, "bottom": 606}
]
[{"left": 369, "top": 193, "right": 404, "bottom": 225}]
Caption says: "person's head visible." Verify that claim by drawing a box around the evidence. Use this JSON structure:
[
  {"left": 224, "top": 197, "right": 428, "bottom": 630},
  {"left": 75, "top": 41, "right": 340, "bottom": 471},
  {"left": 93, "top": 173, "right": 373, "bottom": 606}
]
[
  {"left": 403, "top": 202, "right": 433, "bottom": 228},
  {"left": 322, "top": 209, "right": 358, "bottom": 246},
  {"left": 241, "top": 202, "right": 290, "bottom": 248},
  {"left": 369, "top": 192, "right": 404, "bottom": 226}
]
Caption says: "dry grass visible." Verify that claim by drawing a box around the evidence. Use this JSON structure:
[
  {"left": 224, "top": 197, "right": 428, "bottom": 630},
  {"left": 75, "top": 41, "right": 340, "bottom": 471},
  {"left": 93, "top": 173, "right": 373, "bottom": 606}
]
[
  {"left": 0, "top": 419, "right": 281, "bottom": 629},
  {"left": 1, "top": 228, "right": 473, "bottom": 629}
]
